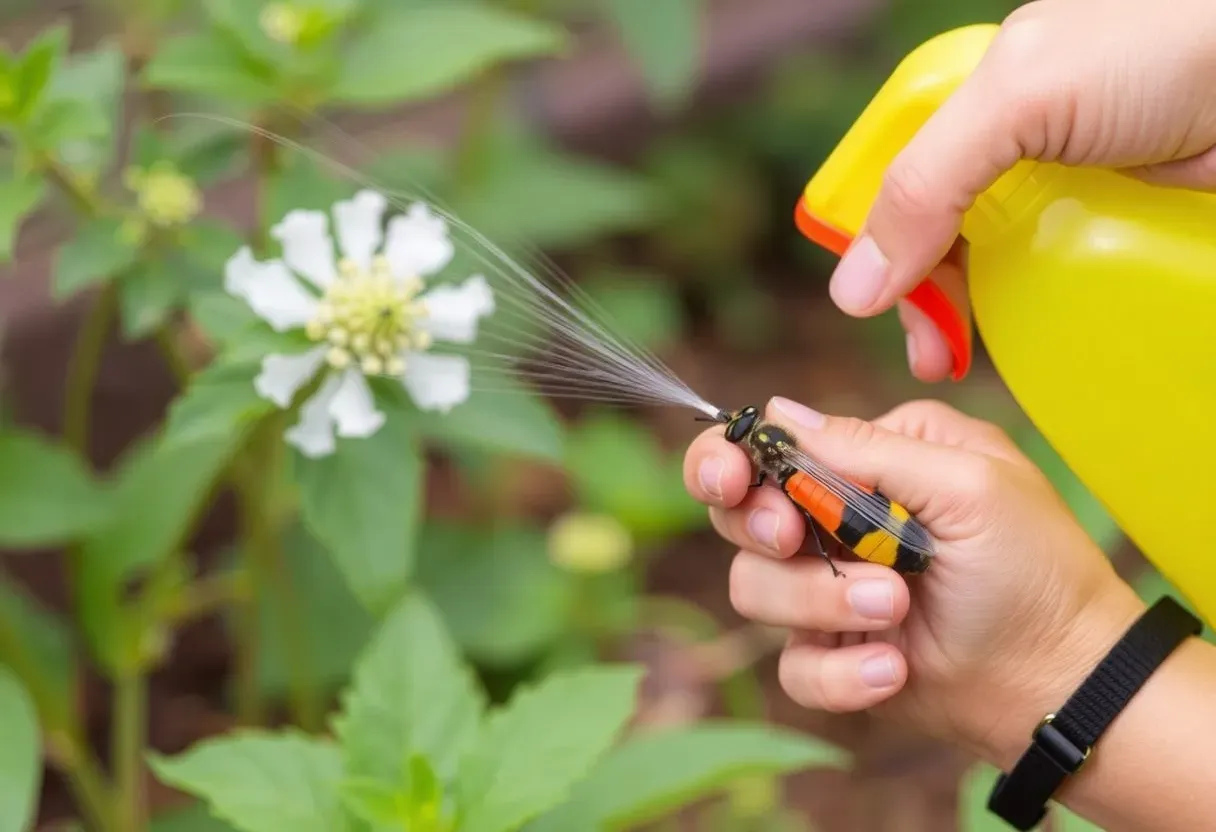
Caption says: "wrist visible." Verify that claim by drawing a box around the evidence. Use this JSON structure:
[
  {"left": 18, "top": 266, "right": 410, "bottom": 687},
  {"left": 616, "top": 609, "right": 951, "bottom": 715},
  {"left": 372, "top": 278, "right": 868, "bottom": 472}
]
[{"left": 970, "top": 580, "right": 1148, "bottom": 768}]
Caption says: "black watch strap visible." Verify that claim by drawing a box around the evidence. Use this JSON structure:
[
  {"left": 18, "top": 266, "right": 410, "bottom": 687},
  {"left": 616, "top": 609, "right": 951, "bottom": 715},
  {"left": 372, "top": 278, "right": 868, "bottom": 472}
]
[{"left": 987, "top": 595, "right": 1203, "bottom": 830}]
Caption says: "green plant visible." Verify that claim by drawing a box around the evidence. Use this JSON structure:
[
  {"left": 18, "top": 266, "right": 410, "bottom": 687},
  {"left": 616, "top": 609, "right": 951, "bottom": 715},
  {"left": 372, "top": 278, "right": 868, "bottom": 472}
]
[
  {"left": 152, "top": 592, "right": 847, "bottom": 832},
  {"left": 0, "top": 1, "right": 853, "bottom": 830}
]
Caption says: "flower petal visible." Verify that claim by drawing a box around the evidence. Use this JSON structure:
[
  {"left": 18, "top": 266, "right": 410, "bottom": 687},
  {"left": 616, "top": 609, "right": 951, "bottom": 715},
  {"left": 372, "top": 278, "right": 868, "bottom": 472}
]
[
  {"left": 401, "top": 352, "right": 470, "bottom": 412},
  {"left": 333, "top": 189, "right": 387, "bottom": 269},
  {"left": 284, "top": 371, "right": 342, "bottom": 458},
  {"left": 270, "top": 210, "right": 337, "bottom": 289},
  {"left": 418, "top": 275, "right": 495, "bottom": 344},
  {"left": 254, "top": 346, "right": 328, "bottom": 408},
  {"left": 383, "top": 202, "right": 454, "bottom": 279},
  {"left": 224, "top": 246, "right": 319, "bottom": 332},
  {"left": 328, "top": 367, "right": 386, "bottom": 439}
]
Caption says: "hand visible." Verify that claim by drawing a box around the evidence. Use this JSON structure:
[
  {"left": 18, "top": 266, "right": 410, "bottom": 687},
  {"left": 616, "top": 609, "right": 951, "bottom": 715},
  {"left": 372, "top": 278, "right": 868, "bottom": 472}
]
[
  {"left": 830, "top": 0, "right": 1216, "bottom": 382},
  {"left": 683, "top": 396, "right": 1146, "bottom": 763}
]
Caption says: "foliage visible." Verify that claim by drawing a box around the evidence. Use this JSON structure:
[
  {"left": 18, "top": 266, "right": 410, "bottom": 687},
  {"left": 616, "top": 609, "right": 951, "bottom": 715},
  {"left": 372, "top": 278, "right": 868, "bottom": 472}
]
[{"left": 152, "top": 593, "right": 842, "bottom": 832}]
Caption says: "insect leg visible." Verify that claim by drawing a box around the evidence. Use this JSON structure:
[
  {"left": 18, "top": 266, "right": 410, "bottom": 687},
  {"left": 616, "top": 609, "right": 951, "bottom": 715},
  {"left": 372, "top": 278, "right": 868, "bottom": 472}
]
[
  {"left": 748, "top": 471, "right": 767, "bottom": 489},
  {"left": 800, "top": 508, "right": 845, "bottom": 578}
]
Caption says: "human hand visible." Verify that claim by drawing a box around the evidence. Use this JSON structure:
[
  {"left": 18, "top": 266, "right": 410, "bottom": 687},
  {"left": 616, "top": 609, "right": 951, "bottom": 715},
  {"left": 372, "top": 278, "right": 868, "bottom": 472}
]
[
  {"left": 683, "top": 396, "right": 1147, "bottom": 764},
  {"left": 831, "top": 0, "right": 1216, "bottom": 382}
]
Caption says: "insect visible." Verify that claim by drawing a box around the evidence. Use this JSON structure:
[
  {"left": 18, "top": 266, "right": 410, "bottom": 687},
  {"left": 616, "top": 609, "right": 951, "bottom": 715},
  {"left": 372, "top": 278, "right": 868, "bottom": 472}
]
[
  {"left": 188, "top": 114, "right": 937, "bottom": 576},
  {"left": 711, "top": 405, "right": 932, "bottom": 576}
]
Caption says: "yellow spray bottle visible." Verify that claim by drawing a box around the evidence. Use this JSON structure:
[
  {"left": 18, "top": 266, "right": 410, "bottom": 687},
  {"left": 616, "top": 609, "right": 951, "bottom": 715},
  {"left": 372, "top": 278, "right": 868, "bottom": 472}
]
[{"left": 796, "top": 24, "right": 1216, "bottom": 626}]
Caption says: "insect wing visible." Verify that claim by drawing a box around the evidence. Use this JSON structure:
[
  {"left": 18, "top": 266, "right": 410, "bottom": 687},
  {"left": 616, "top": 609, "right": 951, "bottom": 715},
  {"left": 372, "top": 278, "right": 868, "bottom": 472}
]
[{"left": 777, "top": 443, "right": 935, "bottom": 559}]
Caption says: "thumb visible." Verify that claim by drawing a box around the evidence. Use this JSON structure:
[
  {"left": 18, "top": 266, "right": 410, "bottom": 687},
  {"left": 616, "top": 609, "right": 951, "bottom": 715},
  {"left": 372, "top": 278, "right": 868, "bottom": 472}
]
[
  {"left": 766, "top": 397, "right": 992, "bottom": 527},
  {"left": 828, "top": 65, "right": 1021, "bottom": 321}
]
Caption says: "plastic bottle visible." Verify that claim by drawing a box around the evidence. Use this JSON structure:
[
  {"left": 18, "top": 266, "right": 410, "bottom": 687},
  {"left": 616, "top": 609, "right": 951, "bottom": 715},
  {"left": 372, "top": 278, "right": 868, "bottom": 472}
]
[{"left": 796, "top": 23, "right": 1216, "bottom": 626}]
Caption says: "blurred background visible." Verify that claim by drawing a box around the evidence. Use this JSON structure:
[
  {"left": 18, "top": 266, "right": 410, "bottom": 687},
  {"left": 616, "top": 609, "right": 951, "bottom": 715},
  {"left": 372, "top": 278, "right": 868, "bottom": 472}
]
[{"left": 0, "top": 0, "right": 1200, "bottom": 830}]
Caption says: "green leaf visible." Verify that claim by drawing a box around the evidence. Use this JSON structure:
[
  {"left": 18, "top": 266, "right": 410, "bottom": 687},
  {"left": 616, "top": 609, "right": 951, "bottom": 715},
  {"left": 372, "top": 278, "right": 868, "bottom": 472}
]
[
  {"left": 333, "top": 591, "right": 485, "bottom": 786},
  {"left": 150, "top": 802, "right": 240, "bottom": 831},
  {"left": 263, "top": 156, "right": 352, "bottom": 228},
  {"left": 410, "top": 379, "right": 564, "bottom": 462},
  {"left": 0, "top": 579, "right": 75, "bottom": 730},
  {"left": 602, "top": 0, "right": 701, "bottom": 111},
  {"left": 119, "top": 258, "right": 188, "bottom": 339},
  {"left": 0, "top": 667, "right": 40, "bottom": 832},
  {"left": 1014, "top": 426, "right": 1124, "bottom": 553},
  {"left": 44, "top": 42, "right": 125, "bottom": 175},
  {"left": 0, "top": 172, "right": 44, "bottom": 264},
  {"left": 149, "top": 730, "right": 349, "bottom": 832},
  {"left": 565, "top": 411, "right": 706, "bottom": 541},
  {"left": 956, "top": 764, "right": 1009, "bottom": 832},
  {"left": 528, "top": 722, "right": 848, "bottom": 831},
  {"left": 175, "top": 131, "right": 245, "bottom": 185},
  {"left": 0, "top": 428, "right": 107, "bottom": 547},
  {"left": 78, "top": 432, "right": 237, "bottom": 670},
  {"left": 250, "top": 524, "right": 374, "bottom": 700},
  {"left": 457, "top": 665, "right": 644, "bottom": 832},
  {"left": 26, "top": 97, "right": 109, "bottom": 150},
  {"left": 294, "top": 416, "right": 424, "bottom": 615},
  {"left": 162, "top": 359, "right": 274, "bottom": 448},
  {"left": 53, "top": 217, "right": 139, "bottom": 300},
  {"left": 13, "top": 25, "right": 67, "bottom": 117},
  {"left": 1056, "top": 805, "right": 1106, "bottom": 831},
  {"left": 459, "top": 143, "right": 656, "bottom": 250},
  {"left": 186, "top": 292, "right": 262, "bottom": 348},
  {"left": 332, "top": 2, "right": 566, "bottom": 106},
  {"left": 142, "top": 33, "right": 276, "bottom": 104},
  {"left": 204, "top": 0, "right": 291, "bottom": 67},
  {"left": 338, "top": 778, "right": 403, "bottom": 827},
  {"left": 416, "top": 522, "right": 574, "bottom": 666}
]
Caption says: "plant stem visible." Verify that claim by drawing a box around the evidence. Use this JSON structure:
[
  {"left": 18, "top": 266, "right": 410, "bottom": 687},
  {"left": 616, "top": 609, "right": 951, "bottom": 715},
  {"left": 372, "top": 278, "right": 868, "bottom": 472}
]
[
  {"left": 231, "top": 430, "right": 321, "bottom": 731},
  {"left": 47, "top": 732, "right": 118, "bottom": 832},
  {"left": 0, "top": 601, "right": 117, "bottom": 831},
  {"left": 173, "top": 569, "right": 246, "bottom": 623},
  {"left": 42, "top": 157, "right": 106, "bottom": 217},
  {"left": 112, "top": 669, "right": 147, "bottom": 832},
  {"left": 63, "top": 281, "right": 119, "bottom": 458},
  {"left": 453, "top": 70, "right": 504, "bottom": 193},
  {"left": 153, "top": 322, "right": 192, "bottom": 385}
]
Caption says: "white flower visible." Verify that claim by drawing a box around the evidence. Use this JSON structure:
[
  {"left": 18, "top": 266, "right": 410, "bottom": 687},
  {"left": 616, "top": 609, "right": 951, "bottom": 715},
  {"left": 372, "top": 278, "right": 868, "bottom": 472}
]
[{"left": 224, "top": 190, "right": 495, "bottom": 458}]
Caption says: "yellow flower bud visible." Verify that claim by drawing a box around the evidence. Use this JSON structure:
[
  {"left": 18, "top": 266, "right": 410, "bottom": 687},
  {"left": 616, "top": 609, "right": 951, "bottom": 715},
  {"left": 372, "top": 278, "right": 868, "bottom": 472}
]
[
  {"left": 126, "top": 162, "right": 201, "bottom": 228},
  {"left": 260, "top": 3, "right": 305, "bottom": 45},
  {"left": 547, "top": 511, "right": 633, "bottom": 574}
]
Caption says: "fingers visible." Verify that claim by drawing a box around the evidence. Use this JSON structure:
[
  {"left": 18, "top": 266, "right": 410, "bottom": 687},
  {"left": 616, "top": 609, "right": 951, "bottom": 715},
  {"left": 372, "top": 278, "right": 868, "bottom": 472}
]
[
  {"left": 827, "top": 67, "right": 1019, "bottom": 321},
  {"left": 896, "top": 254, "right": 970, "bottom": 382},
  {"left": 764, "top": 397, "right": 989, "bottom": 522},
  {"left": 872, "top": 398, "right": 1025, "bottom": 464},
  {"left": 683, "top": 426, "right": 753, "bottom": 507},
  {"left": 708, "top": 490, "right": 805, "bottom": 558},
  {"left": 778, "top": 631, "right": 908, "bottom": 712},
  {"left": 729, "top": 549, "right": 910, "bottom": 632}
]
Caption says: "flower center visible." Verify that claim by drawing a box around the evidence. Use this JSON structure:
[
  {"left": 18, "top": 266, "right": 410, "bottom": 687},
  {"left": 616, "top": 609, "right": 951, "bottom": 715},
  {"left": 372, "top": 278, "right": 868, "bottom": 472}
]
[{"left": 305, "top": 256, "right": 431, "bottom": 376}]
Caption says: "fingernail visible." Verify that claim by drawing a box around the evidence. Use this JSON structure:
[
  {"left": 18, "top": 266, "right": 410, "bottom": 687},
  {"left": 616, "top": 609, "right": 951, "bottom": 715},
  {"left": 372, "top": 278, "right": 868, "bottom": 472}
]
[
  {"left": 905, "top": 331, "right": 919, "bottom": 373},
  {"left": 699, "top": 457, "right": 724, "bottom": 499},
  {"left": 771, "top": 397, "right": 825, "bottom": 429},
  {"left": 860, "top": 654, "right": 897, "bottom": 688},
  {"left": 747, "top": 509, "right": 780, "bottom": 550},
  {"left": 849, "top": 580, "right": 894, "bottom": 620},
  {"left": 829, "top": 235, "right": 889, "bottom": 312}
]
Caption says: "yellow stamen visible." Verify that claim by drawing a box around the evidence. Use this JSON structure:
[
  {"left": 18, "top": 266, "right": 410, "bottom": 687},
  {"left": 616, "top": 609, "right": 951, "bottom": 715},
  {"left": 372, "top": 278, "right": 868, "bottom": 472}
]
[{"left": 303, "top": 259, "right": 432, "bottom": 378}]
